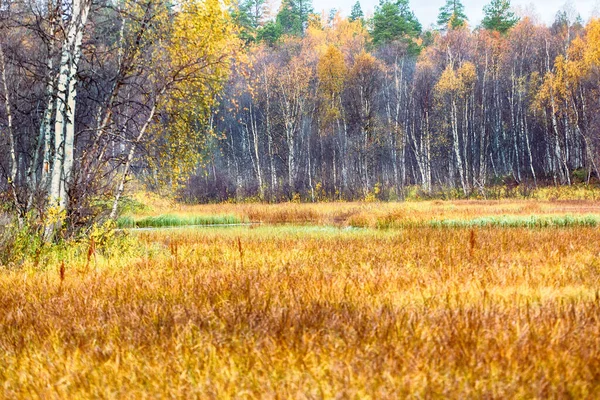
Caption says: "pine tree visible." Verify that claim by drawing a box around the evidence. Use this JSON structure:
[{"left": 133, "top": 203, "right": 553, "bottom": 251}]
[
  {"left": 276, "top": 0, "right": 313, "bottom": 36},
  {"left": 328, "top": 8, "right": 338, "bottom": 24},
  {"left": 482, "top": 0, "right": 519, "bottom": 34},
  {"left": 437, "top": 0, "right": 468, "bottom": 30},
  {"left": 371, "top": 0, "right": 421, "bottom": 51},
  {"left": 231, "top": 0, "right": 269, "bottom": 43},
  {"left": 349, "top": 1, "right": 364, "bottom": 23},
  {"left": 257, "top": 21, "right": 282, "bottom": 45}
]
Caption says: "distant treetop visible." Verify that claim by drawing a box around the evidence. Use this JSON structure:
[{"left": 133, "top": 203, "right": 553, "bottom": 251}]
[
  {"left": 371, "top": 0, "right": 422, "bottom": 52},
  {"left": 349, "top": 1, "right": 364, "bottom": 23},
  {"left": 437, "top": 0, "right": 468, "bottom": 30},
  {"left": 482, "top": 0, "right": 519, "bottom": 34}
]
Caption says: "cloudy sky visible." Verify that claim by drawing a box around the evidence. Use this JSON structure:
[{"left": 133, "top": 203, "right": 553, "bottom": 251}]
[{"left": 308, "top": 0, "right": 599, "bottom": 28}]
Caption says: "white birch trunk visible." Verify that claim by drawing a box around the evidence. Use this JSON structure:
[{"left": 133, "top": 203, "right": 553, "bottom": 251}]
[
  {"left": 0, "top": 43, "right": 21, "bottom": 218},
  {"left": 45, "top": 0, "right": 92, "bottom": 240}
]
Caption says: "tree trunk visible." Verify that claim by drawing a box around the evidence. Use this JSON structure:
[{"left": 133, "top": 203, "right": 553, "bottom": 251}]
[
  {"left": 451, "top": 97, "right": 467, "bottom": 195},
  {"left": 248, "top": 103, "right": 264, "bottom": 198},
  {"left": 45, "top": 0, "right": 92, "bottom": 241},
  {"left": 0, "top": 43, "right": 21, "bottom": 219}
]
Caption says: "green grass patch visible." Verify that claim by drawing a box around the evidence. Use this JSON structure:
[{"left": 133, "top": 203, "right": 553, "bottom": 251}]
[
  {"left": 428, "top": 214, "right": 600, "bottom": 228},
  {"left": 117, "top": 214, "right": 244, "bottom": 229}
]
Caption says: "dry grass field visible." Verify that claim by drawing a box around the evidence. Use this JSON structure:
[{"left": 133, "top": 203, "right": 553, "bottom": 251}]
[{"left": 2, "top": 199, "right": 600, "bottom": 398}]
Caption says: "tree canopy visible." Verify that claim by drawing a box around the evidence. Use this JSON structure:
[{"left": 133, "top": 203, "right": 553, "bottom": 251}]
[
  {"left": 371, "top": 0, "right": 421, "bottom": 51},
  {"left": 349, "top": 1, "right": 364, "bottom": 23},
  {"left": 482, "top": 0, "right": 519, "bottom": 33},
  {"left": 437, "top": 0, "right": 468, "bottom": 30},
  {"left": 276, "top": 0, "right": 313, "bottom": 36}
]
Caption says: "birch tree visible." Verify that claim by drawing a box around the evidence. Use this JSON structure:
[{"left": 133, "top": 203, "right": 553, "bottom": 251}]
[{"left": 44, "top": 0, "right": 92, "bottom": 240}]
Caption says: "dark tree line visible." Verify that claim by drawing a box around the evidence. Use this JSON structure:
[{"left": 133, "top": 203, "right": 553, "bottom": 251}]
[{"left": 183, "top": 0, "right": 600, "bottom": 201}]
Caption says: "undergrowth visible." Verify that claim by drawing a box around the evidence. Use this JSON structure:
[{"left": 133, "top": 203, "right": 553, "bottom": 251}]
[{"left": 0, "top": 219, "right": 138, "bottom": 270}]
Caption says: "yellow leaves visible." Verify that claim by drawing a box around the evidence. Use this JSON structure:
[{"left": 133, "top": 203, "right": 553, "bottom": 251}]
[
  {"left": 350, "top": 51, "right": 382, "bottom": 79},
  {"left": 534, "top": 52, "right": 578, "bottom": 114},
  {"left": 435, "top": 62, "right": 477, "bottom": 101},
  {"left": 531, "top": 17, "right": 600, "bottom": 119},
  {"left": 552, "top": 56, "right": 570, "bottom": 99},
  {"left": 416, "top": 56, "right": 435, "bottom": 77},
  {"left": 317, "top": 45, "right": 346, "bottom": 95},
  {"left": 435, "top": 66, "right": 459, "bottom": 94},
  {"left": 547, "top": 18, "right": 600, "bottom": 98},
  {"left": 148, "top": 0, "right": 241, "bottom": 191},
  {"left": 533, "top": 54, "right": 576, "bottom": 119},
  {"left": 568, "top": 37, "right": 585, "bottom": 63},
  {"left": 278, "top": 56, "right": 311, "bottom": 94},
  {"left": 458, "top": 61, "right": 476, "bottom": 89},
  {"left": 564, "top": 38, "right": 587, "bottom": 85},
  {"left": 328, "top": 18, "right": 369, "bottom": 57},
  {"left": 169, "top": 0, "right": 239, "bottom": 83},
  {"left": 301, "top": 11, "right": 368, "bottom": 60},
  {"left": 317, "top": 46, "right": 347, "bottom": 130},
  {"left": 532, "top": 71, "right": 553, "bottom": 112},
  {"left": 582, "top": 18, "right": 600, "bottom": 69},
  {"left": 304, "top": 19, "right": 328, "bottom": 57}
]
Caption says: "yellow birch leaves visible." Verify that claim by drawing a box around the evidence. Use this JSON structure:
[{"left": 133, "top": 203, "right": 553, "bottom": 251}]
[{"left": 150, "top": 0, "right": 240, "bottom": 189}]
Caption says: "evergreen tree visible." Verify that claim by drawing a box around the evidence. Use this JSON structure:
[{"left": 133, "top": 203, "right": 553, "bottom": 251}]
[
  {"left": 349, "top": 1, "right": 364, "bottom": 23},
  {"left": 371, "top": 0, "right": 421, "bottom": 51},
  {"left": 231, "top": 0, "right": 267, "bottom": 42},
  {"left": 482, "top": 0, "right": 519, "bottom": 34},
  {"left": 257, "top": 21, "right": 283, "bottom": 45},
  {"left": 552, "top": 9, "right": 583, "bottom": 32},
  {"left": 276, "top": 0, "right": 313, "bottom": 36},
  {"left": 329, "top": 8, "right": 338, "bottom": 24},
  {"left": 437, "top": 0, "right": 468, "bottom": 30},
  {"left": 245, "top": 0, "right": 268, "bottom": 29}
]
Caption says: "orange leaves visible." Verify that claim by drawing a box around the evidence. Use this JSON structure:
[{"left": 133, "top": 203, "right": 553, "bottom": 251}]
[{"left": 349, "top": 51, "right": 382, "bottom": 81}]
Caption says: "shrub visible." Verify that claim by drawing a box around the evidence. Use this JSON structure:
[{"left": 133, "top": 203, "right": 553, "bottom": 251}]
[{"left": 0, "top": 219, "right": 44, "bottom": 268}]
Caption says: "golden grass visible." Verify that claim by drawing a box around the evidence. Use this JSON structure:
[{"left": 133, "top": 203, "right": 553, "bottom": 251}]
[
  {"left": 2, "top": 201, "right": 600, "bottom": 397},
  {"left": 126, "top": 198, "right": 600, "bottom": 228}
]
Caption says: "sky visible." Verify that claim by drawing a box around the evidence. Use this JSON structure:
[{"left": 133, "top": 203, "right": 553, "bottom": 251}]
[{"left": 307, "top": 0, "right": 600, "bottom": 29}]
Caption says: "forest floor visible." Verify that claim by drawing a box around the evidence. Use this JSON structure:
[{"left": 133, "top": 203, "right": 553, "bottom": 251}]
[{"left": 2, "top": 199, "right": 600, "bottom": 397}]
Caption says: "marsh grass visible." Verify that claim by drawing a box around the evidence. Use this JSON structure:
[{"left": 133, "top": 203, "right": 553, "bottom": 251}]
[
  {"left": 118, "top": 202, "right": 600, "bottom": 231},
  {"left": 117, "top": 214, "right": 243, "bottom": 229},
  {"left": 3, "top": 201, "right": 600, "bottom": 397},
  {"left": 428, "top": 214, "right": 600, "bottom": 228}
]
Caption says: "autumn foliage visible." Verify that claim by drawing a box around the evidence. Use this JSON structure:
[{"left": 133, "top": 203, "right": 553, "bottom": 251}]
[{"left": 192, "top": 7, "right": 600, "bottom": 202}]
